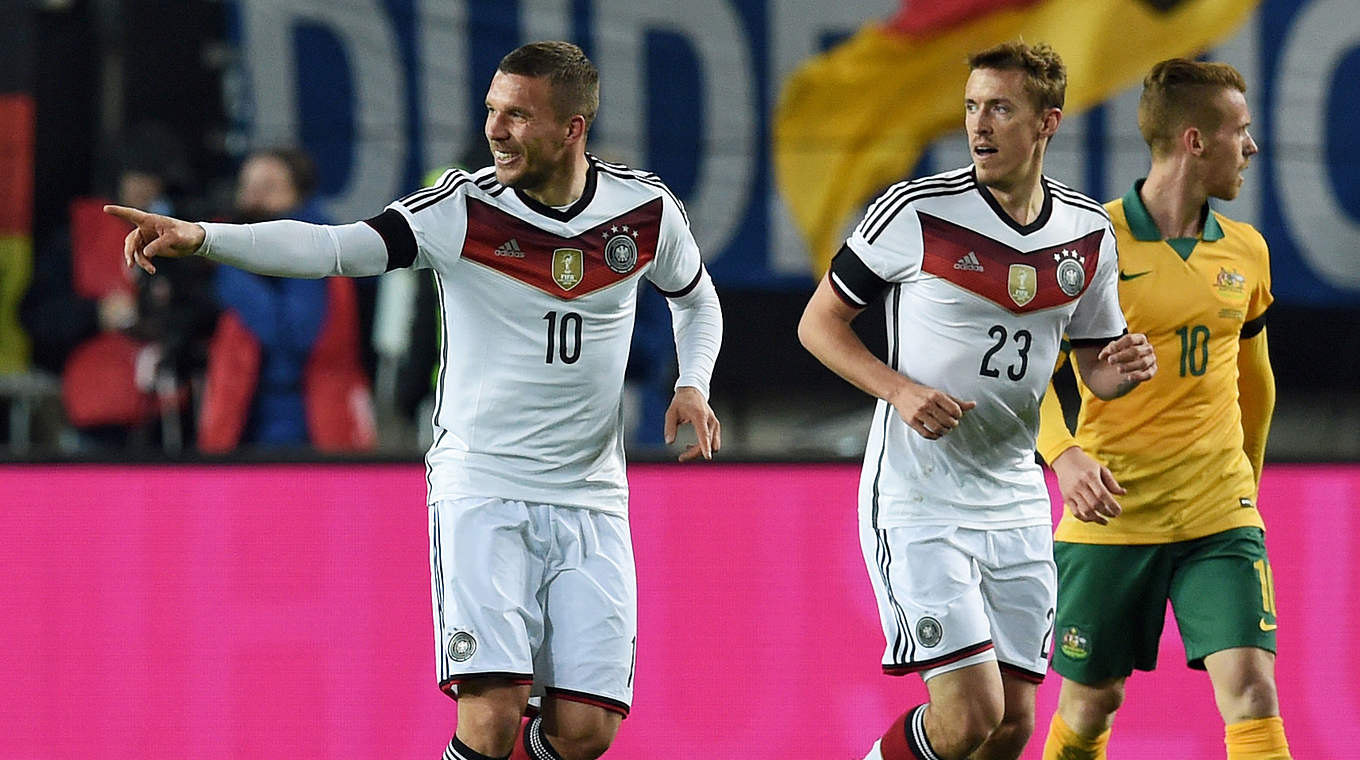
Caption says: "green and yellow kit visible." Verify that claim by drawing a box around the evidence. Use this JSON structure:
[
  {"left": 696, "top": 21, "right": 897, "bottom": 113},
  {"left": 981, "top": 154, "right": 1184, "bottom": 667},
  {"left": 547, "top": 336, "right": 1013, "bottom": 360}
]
[{"left": 1038, "top": 180, "right": 1275, "bottom": 545}]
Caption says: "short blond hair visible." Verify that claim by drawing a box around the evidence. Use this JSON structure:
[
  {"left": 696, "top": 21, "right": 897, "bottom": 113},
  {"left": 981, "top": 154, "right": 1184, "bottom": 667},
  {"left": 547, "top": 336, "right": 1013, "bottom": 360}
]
[
  {"left": 967, "top": 41, "right": 1067, "bottom": 112},
  {"left": 1138, "top": 58, "right": 1248, "bottom": 157}
]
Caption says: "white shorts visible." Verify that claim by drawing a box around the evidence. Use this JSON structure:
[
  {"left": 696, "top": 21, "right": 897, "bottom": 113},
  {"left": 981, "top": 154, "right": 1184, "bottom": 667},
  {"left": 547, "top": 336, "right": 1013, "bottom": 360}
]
[
  {"left": 859, "top": 520, "right": 1056, "bottom": 683},
  {"left": 429, "top": 496, "right": 637, "bottom": 716}
]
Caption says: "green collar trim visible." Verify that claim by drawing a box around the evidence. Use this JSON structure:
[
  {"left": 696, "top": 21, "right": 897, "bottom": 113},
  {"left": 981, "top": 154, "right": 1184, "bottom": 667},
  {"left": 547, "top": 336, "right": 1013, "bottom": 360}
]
[{"left": 1122, "top": 179, "right": 1224, "bottom": 245}]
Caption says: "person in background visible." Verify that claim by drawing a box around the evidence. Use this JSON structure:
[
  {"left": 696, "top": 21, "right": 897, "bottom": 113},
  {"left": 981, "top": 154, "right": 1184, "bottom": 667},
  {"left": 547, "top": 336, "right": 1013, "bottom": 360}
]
[
  {"left": 203, "top": 146, "right": 374, "bottom": 451},
  {"left": 22, "top": 122, "right": 215, "bottom": 448}
]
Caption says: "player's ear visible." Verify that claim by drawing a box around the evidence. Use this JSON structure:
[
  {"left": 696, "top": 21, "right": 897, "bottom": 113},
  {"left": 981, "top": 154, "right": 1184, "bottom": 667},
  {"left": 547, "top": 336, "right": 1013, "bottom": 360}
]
[
  {"left": 1039, "top": 107, "right": 1062, "bottom": 139},
  {"left": 1183, "top": 126, "right": 1205, "bottom": 156},
  {"left": 564, "top": 114, "right": 587, "bottom": 145}
]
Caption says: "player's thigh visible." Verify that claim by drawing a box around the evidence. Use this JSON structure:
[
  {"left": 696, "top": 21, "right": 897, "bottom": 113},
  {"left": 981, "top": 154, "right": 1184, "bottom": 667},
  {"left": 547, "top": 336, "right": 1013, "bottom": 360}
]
[
  {"left": 860, "top": 521, "right": 996, "bottom": 677},
  {"left": 976, "top": 525, "right": 1058, "bottom": 683},
  {"left": 1169, "top": 527, "right": 1278, "bottom": 669},
  {"left": 923, "top": 660, "right": 1006, "bottom": 736},
  {"left": 1051, "top": 540, "right": 1172, "bottom": 684},
  {"left": 536, "top": 506, "right": 637, "bottom": 717},
  {"left": 430, "top": 496, "right": 546, "bottom": 693}
]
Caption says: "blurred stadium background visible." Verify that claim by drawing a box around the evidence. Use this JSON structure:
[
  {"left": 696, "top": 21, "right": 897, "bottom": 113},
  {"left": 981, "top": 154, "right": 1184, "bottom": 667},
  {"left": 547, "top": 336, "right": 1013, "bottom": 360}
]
[{"left": 1, "top": 0, "right": 1356, "bottom": 757}]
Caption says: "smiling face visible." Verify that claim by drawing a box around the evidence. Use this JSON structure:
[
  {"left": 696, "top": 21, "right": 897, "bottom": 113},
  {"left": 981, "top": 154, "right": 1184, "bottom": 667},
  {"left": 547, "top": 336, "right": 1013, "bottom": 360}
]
[
  {"left": 484, "top": 71, "right": 576, "bottom": 199},
  {"left": 964, "top": 67, "right": 1060, "bottom": 192},
  {"left": 1198, "top": 87, "right": 1258, "bottom": 201}
]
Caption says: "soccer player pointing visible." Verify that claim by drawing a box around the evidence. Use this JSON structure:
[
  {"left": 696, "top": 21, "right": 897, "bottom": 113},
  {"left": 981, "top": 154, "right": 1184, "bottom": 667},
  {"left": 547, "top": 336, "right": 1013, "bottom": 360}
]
[
  {"left": 111, "top": 41, "right": 722, "bottom": 760},
  {"left": 800, "top": 42, "right": 1154, "bottom": 760},
  {"left": 1038, "top": 59, "right": 1289, "bottom": 760}
]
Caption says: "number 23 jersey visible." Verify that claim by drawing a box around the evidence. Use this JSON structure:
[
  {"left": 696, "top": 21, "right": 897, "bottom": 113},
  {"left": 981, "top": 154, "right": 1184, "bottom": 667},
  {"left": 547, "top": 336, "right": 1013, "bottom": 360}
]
[
  {"left": 374, "top": 157, "right": 706, "bottom": 515},
  {"left": 830, "top": 167, "right": 1127, "bottom": 529}
]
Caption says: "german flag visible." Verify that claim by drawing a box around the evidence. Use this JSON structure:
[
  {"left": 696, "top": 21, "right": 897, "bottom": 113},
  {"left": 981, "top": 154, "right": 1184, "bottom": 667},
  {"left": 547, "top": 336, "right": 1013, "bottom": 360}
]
[
  {"left": 0, "top": 94, "right": 34, "bottom": 372},
  {"left": 774, "top": 0, "right": 1259, "bottom": 276}
]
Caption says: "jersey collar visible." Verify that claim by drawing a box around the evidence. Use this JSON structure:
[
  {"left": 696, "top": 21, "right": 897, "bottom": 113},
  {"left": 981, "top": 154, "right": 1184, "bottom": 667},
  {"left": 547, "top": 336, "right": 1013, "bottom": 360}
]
[
  {"left": 513, "top": 161, "right": 599, "bottom": 222},
  {"left": 974, "top": 167, "right": 1054, "bottom": 235},
  {"left": 1122, "top": 179, "right": 1224, "bottom": 243}
]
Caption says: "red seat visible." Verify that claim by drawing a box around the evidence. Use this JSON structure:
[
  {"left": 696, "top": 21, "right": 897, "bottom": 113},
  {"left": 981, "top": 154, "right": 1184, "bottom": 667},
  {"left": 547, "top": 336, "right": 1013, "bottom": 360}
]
[{"left": 69, "top": 197, "right": 135, "bottom": 299}]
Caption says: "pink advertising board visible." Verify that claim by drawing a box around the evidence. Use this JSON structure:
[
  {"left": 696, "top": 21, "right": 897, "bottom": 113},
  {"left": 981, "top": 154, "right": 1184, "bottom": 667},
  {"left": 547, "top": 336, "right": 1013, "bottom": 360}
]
[{"left": 2, "top": 463, "right": 1354, "bottom": 758}]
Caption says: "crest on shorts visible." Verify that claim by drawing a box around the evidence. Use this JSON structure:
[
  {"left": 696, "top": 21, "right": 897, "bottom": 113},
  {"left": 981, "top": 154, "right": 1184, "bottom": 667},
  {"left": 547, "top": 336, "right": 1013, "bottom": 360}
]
[
  {"left": 552, "top": 248, "right": 584, "bottom": 291},
  {"left": 448, "top": 631, "right": 477, "bottom": 662},
  {"left": 1059, "top": 626, "right": 1090, "bottom": 660},
  {"left": 1053, "top": 248, "right": 1086, "bottom": 297},
  {"left": 603, "top": 225, "right": 640, "bottom": 274},
  {"left": 915, "top": 616, "right": 943, "bottom": 648},
  {"left": 1008, "top": 264, "right": 1037, "bottom": 307}
]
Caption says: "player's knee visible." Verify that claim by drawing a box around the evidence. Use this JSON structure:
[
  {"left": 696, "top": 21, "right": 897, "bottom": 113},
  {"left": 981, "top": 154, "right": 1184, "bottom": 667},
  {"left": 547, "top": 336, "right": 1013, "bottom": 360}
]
[
  {"left": 456, "top": 682, "right": 530, "bottom": 754},
  {"left": 1087, "top": 681, "right": 1126, "bottom": 716},
  {"left": 1063, "top": 678, "right": 1125, "bottom": 723},
  {"left": 455, "top": 711, "right": 522, "bottom": 757},
  {"left": 1225, "top": 675, "right": 1280, "bottom": 720},
  {"left": 546, "top": 722, "right": 618, "bottom": 760},
  {"left": 985, "top": 714, "right": 1034, "bottom": 758},
  {"left": 935, "top": 696, "right": 1005, "bottom": 755}
]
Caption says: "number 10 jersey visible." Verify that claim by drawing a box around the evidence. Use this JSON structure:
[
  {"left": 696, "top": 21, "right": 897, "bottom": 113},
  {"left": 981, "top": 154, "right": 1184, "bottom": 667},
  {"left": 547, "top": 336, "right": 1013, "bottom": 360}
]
[{"left": 375, "top": 157, "right": 707, "bottom": 516}]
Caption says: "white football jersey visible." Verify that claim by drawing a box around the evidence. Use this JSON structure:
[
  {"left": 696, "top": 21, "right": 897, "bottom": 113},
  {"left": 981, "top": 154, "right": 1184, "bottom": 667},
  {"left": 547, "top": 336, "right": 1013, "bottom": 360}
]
[
  {"left": 830, "top": 166, "right": 1126, "bottom": 529},
  {"left": 367, "top": 156, "right": 707, "bottom": 515}
]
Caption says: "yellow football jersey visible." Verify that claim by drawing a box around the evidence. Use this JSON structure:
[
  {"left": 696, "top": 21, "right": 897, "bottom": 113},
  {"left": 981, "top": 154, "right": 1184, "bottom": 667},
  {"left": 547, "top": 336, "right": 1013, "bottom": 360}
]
[{"left": 1042, "top": 182, "right": 1273, "bottom": 544}]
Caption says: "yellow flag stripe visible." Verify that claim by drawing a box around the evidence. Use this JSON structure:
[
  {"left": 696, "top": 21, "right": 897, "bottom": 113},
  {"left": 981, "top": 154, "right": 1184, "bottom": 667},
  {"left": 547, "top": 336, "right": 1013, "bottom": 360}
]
[{"left": 774, "top": 0, "right": 1259, "bottom": 276}]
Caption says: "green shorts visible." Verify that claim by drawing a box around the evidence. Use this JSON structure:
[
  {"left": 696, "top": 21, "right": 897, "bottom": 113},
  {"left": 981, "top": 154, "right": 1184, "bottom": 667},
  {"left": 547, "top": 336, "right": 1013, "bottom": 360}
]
[{"left": 1051, "top": 526, "right": 1278, "bottom": 685}]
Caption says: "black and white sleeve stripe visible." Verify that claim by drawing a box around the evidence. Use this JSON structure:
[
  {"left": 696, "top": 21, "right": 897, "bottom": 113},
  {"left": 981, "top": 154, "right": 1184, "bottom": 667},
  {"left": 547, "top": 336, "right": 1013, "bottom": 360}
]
[
  {"left": 398, "top": 170, "right": 473, "bottom": 213},
  {"left": 363, "top": 208, "right": 419, "bottom": 271},
  {"left": 856, "top": 171, "right": 975, "bottom": 244},
  {"left": 591, "top": 155, "right": 690, "bottom": 226},
  {"left": 1047, "top": 180, "right": 1111, "bottom": 221},
  {"left": 655, "top": 265, "right": 705, "bottom": 299},
  {"left": 828, "top": 244, "right": 889, "bottom": 308}
]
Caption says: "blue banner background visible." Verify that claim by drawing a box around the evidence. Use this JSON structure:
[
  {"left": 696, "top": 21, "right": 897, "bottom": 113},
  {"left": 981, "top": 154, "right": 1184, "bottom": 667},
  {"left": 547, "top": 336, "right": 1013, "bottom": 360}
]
[{"left": 225, "top": 0, "right": 1359, "bottom": 305}]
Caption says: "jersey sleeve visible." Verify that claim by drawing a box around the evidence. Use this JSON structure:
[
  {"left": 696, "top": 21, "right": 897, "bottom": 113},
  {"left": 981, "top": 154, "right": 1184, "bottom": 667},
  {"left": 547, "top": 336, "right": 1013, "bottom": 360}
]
[
  {"left": 829, "top": 190, "right": 926, "bottom": 307},
  {"left": 647, "top": 191, "right": 706, "bottom": 297},
  {"left": 845, "top": 196, "right": 925, "bottom": 284},
  {"left": 1244, "top": 223, "right": 1273, "bottom": 325},
  {"left": 1066, "top": 223, "right": 1127, "bottom": 344},
  {"left": 366, "top": 168, "right": 473, "bottom": 272}
]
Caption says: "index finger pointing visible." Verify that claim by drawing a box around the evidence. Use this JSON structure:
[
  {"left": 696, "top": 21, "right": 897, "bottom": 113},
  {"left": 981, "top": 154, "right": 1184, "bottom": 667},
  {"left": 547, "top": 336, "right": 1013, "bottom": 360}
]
[{"left": 104, "top": 204, "right": 148, "bottom": 225}]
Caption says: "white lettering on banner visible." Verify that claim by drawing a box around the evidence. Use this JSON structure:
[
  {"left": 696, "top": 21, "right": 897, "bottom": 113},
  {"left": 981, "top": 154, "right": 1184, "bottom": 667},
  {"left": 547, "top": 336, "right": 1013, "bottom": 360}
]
[
  {"left": 591, "top": 0, "right": 755, "bottom": 263},
  {"left": 521, "top": 0, "right": 573, "bottom": 53},
  {"left": 1275, "top": 0, "right": 1360, "bottom": 288},
  {"left": 238, "top": 0, "right": 407, "bottom": 222},
  {"left": 416, "top": 0, "right": 472, "bottom": 176},
  {"left": 768, "top": 0, "right": 897, "bottom": 276}
]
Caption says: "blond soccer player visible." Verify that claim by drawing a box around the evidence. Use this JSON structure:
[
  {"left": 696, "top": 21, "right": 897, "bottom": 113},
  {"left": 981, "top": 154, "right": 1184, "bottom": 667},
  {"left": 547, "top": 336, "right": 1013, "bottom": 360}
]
[{"left": 1038, "top": 59, "right": 1289, "bottom": 760}]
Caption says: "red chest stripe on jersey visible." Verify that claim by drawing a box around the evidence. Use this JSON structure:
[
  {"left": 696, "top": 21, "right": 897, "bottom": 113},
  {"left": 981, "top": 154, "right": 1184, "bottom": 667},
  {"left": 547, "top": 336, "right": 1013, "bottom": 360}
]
[
  {"left": 918, "top": 212, "right": 1103, "bottom": 314},
  {"left": 462, "top": 197, "right": 660, "bottom": 299}
]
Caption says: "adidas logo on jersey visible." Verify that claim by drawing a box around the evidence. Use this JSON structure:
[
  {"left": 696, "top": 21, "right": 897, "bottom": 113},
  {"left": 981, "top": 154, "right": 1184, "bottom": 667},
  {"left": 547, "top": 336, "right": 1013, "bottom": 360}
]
[
  {"left": 954, "top": 252, "right": 984, "bottom": 272},
  {"left": 494, "top": 239, "right": 525, "bottom": 258}
]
